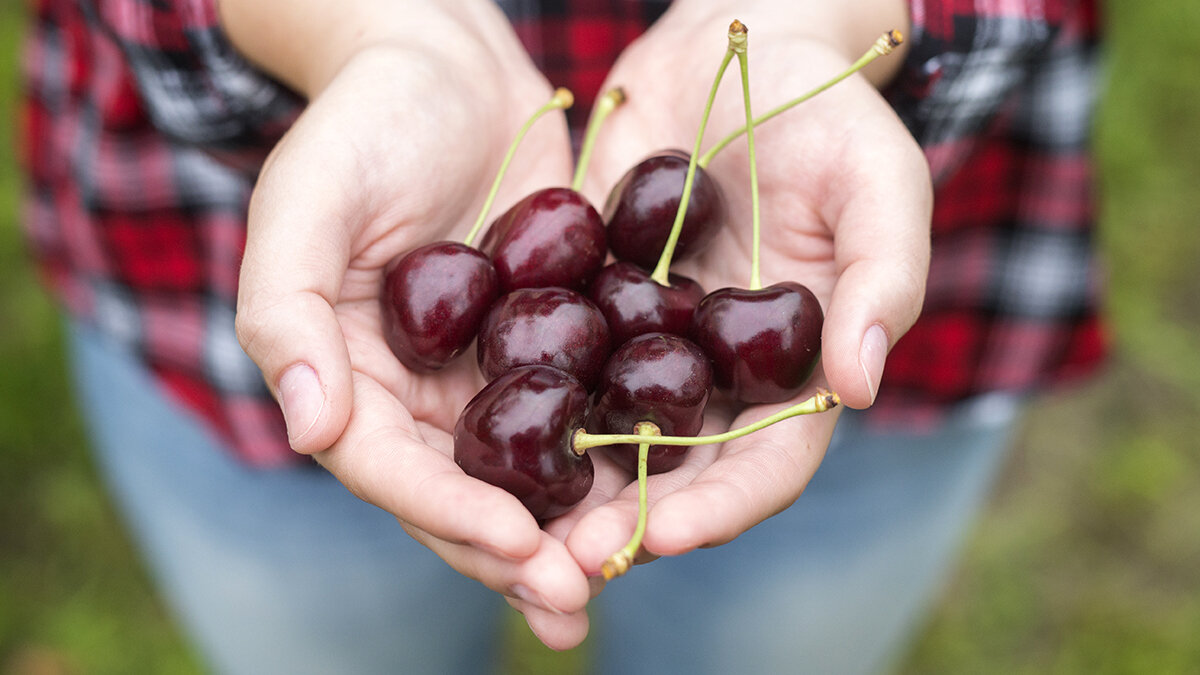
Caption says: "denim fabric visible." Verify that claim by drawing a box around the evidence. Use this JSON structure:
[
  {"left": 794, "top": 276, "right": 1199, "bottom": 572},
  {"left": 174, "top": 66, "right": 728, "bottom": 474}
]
[
  {"left": 592, "top": 393, "right": 1020, "bottom": 674},
  {"left": 68, "top": 322, "right": 505, "bottom": 675}
]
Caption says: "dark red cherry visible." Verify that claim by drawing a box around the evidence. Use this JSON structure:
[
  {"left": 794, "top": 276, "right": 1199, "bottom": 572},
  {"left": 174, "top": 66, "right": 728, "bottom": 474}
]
[
  {"left": 588, "top": 261, "right": 705, "bottom": 347},
  {"left": 689, "top": 282, "right": 823, "bottom": 404},
  {"left": 381, "top": 241, "right": 499, "bottom": 372},
  {"left": 603, "top": 149, "right": 725, "bottom": 269},
  {"left": 479, "top": 187, "right": 607, "bottom": 293},
  {"left": 588, "top": 333, "right": 713, "bottom": 474},
  {"left": 454, "top": 365, "right": 593, "bottom": 520},
  {"left": 477, "top": 287, "right": 612, "bottom": 390}
]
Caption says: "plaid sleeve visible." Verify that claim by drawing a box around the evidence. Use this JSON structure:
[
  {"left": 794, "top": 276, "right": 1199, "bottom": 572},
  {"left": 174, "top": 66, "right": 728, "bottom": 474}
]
[
  {"left": 23, "top": 0, "right": 300, "bottom": 466},
  {"left": 82, "top": 0, "right": 301, "bottom": 163},
  {"left": 889, "top": 0, "right": 1096, "bottom": 179},
  {"left": 875, "top": 0, "right": 1107, "bottom": 426},
  {"left": 24, "top": 0, "right": 1108, "bottom": 465}
]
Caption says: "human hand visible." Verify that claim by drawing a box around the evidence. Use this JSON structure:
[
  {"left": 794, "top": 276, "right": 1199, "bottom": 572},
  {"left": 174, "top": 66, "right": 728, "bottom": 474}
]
[
  {"left": 562, "top": 5, "right": 932, "bottom": 577},
  {"left": 226, "top": 1, "right": 597, "bottom": 649}
]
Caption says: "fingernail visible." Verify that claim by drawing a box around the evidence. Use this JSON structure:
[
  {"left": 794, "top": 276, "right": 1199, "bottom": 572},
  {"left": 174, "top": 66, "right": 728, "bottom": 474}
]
[
  {"left": 278, "top": 364, "right": 324, "bottom": 445},
  {"left": 860, "top": 324, "right": 888, "bottom": 405},
  {"left": 511, "top": 584, "right": 566, "bottom": 616}
]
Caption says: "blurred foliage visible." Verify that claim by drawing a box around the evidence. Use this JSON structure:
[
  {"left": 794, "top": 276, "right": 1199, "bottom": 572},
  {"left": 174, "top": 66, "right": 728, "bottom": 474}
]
[{"left": 1, "top": 0, "right": 1198, "bottom": 673}]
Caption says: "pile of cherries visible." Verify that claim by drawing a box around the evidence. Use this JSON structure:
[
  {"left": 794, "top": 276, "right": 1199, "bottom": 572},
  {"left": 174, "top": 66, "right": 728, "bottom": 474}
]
[{"left": 379, "top": 23, "right": 901, "bottom": 574}]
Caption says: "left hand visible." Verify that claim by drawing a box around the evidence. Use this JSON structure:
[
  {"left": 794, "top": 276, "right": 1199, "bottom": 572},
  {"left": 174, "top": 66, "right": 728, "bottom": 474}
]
[{"left": 554, "top": 5, "right": 932, "bottom": 578}]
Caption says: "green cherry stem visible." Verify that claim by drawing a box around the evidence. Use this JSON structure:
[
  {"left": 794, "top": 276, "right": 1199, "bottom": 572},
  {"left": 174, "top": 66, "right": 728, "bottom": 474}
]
[
  {"left": 648, "top": 22, "right": 742, "bottom": 286},
  {"left": 572, "top": 87, "right": 627, "bottom": 193},
  {"left": 730, "top": 23, "right": 763, "bottom": 290},
  {"left": 601, "top": 423, "right": 657, "bottom": 580},
  {"left": 462, "top": 87, "right": 574, "bottom": 248},
  {"left": 696, "top": 30, "right": 904, "bottom": 169},
  {"left": 573, "top": 389, "right": 840, "bottom": 454}
]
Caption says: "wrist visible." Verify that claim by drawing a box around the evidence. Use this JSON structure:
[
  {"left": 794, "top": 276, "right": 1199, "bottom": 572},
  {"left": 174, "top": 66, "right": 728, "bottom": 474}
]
[
  {"left": 664, "top": 0, "right": 911, "bottom": 88},
  {"left": 217, "top": 0, "right": 518, "bottom": 99}
]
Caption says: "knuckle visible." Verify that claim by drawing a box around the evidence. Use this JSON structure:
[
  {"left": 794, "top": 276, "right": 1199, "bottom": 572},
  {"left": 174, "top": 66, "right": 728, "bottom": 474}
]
[{"left": 233, "top": 304, "right": 267, "bottom": 355}]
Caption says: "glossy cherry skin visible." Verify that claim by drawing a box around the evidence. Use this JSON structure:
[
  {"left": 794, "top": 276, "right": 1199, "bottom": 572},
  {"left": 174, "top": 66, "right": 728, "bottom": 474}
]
[
  {"left": 454, "top": 365, "right": 593, "bottom": 520},
  {"left": 476, "top": 287, "right": 612, "bottom": 391},
  {"left": 381, "top": 241, "right": 499, "bottom": 372},
  {"left": 588, "top": 333, "right": 713, "bottom": 474},
  {"left": 603, "top": 149, "right": 725, "bottom": 269},
  {"left": 588, "top": 261, "right": 706, "bottom": 348},
  {"left": 479, "top": 187, "right": 607, "bottom": 293},
  {"left": 689, "top": 282, "right": 823, "bottom": 404}
]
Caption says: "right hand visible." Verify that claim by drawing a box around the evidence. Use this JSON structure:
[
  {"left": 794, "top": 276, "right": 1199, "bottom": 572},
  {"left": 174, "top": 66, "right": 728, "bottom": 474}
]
[{"left": 226, "top": 1, "right": 598, "bottom": 649}]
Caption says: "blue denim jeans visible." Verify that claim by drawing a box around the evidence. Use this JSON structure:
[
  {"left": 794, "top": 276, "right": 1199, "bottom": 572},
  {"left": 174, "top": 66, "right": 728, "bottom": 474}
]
[{"left": 68, "top": 321, "right": 1021, "bottom": 674}]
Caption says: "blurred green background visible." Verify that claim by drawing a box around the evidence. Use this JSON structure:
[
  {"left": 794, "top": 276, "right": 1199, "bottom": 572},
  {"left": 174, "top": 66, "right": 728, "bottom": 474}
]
[{"left": 2, "top": 0, "right": 1198, "bottom": 673}]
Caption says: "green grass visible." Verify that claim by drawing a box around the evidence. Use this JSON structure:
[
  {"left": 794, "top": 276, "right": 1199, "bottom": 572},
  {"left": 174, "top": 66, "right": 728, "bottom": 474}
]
[{"left": 2, "top": 0, "right": 1198, "bottom": 673}]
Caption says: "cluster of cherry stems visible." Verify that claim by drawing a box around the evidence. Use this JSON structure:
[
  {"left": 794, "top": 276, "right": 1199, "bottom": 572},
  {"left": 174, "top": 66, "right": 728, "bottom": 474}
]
[{"left": 380, "top": 22, "right": 901, "bottom": 578}]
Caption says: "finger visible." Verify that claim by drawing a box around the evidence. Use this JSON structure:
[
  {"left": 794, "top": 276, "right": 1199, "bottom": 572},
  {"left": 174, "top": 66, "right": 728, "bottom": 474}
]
[
  {"left": 317, "top": 373, "right": 542, "bottom": 559},
  {"left": 505, "top": 596, "right": 592, "bottom": 652},
  {"left": 540, "top": 451, "right": 632, "bottom": 542},
  {"left": 565, "top": 452, "right": 709, "bottom": 575},
  {"left": 545, "top": 452, "right": 639, "bottom": 579},
  {"left": 821, "top": 122, "right": 932, "bottom": 409},
  {"left": 641, "top": 399, "right": 839, "bottom": 556},
  {"left": 235, "top": 124, "right": 359, "bottom": 454},
  {"left": 400, "top": 525, "right": 591, "bottom": 623}
]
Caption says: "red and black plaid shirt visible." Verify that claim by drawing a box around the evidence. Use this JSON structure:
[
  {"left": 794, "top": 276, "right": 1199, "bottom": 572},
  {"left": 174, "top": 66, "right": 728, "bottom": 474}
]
[{"left": 22, "top": 0, "right": 1106, "bottom": 466}]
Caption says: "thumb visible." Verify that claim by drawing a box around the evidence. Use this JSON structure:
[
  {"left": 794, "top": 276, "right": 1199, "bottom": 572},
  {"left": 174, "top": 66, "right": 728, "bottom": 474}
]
[
  {"left": 235, "top": 139, "right": 355, "bottom": 454},
  {"left": 821, "top": 138, "right": 932, "bottom": 410}
]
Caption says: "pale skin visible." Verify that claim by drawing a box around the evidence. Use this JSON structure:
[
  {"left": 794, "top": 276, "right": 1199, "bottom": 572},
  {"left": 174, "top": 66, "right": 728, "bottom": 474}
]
[{"left": 223, "top": 0, "right": 931, "bottom": 652}]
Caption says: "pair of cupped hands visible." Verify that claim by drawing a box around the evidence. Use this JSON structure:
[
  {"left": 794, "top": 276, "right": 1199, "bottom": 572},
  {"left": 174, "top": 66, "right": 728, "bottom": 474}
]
[{"left": 228, "top": 0, "right": 930, "bottom": 650}]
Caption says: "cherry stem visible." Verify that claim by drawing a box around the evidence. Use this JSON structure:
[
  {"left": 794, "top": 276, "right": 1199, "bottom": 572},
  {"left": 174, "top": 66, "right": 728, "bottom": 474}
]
[
  {"left": 648, "top": 22, "right": 741, "bottom": 286},
  {"left": 601, "top": 423, "right": 657, "bottom": 580},
  {"left": 696, "top": 30, "right": 904, "bottom": 169},
  {"left": 463, "top": 87, "right": 574, "bottom": 248},
  {"left": 573, "top": 389, "right": 840, "bottom": 453},
  {"left": 731, "top": 24, "right": 763, "bottom": 291},
  {"left": 572, "top": 87, "right": 627, "bottom": 193}
]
